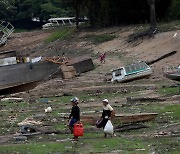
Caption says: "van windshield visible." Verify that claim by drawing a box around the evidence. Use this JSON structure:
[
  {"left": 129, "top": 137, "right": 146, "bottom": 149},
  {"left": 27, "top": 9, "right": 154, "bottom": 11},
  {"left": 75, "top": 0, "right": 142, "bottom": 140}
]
[{"left": 114, "top": 69, "right": 122, "bottom": 76}]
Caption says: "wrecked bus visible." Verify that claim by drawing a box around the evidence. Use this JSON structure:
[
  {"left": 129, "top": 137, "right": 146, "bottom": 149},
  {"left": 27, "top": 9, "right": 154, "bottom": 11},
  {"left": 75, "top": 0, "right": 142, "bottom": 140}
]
[{"left": 111, "top": 62, "right": 152, "bottom": 83}]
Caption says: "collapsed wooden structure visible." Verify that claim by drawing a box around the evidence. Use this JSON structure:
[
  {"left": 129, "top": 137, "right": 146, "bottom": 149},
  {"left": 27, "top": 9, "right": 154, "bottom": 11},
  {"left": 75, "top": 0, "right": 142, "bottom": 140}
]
[{"left": 45, "top": 55, "right": 94, "bottom": 75}]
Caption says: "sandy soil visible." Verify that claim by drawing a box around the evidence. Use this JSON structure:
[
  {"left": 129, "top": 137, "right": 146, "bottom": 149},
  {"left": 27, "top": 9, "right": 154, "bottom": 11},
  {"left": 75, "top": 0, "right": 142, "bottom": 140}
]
[
  {"left": 0, "top": 30, "right": 52, "bottom": 54},
  {"left": 1, "top": 26, "right": 179, "bottom": 97}
]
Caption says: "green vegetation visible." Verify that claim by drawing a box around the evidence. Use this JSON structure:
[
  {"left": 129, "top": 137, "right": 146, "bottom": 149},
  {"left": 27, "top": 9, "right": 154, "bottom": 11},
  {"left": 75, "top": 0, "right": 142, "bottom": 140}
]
[
  {"left": 158, "top": 86, "right": 180, "bottom": 95},
  {"left": 0, "top": 86, "right": 179, "bottom": 153},
  {"left": 158, "top": 20, "right": 180, "bottom": 32},
  {"left": 140, "top": 104, "right": 180, "bottom": 122},
  {"left": 145, "top": 137, "right": 180, "bottom": 154},
  {"left": 168, "top": 0, "right": 180, "bottom": 20},
  {"left": 84, "top": 34, "right": 116, "bottom": 44},
  {"left": 0, "top": 142, "right": 72, "bottom": 154},
  {"left": 14, "top": 29, "right": 31, "bottom": 33},
  {"left": 44, "top": 27, "right": 75, "bottom": 43},
  {"left": 1, "top": 0, "right": 180, "bottom": 30},
  {"left": 131, "top": 20, "right": 180, "bottom": 35},
  {"left": 0, "top": 134, "right": 179, "bottom": 153},
  {"left": 158, "top": 104, "right": 180, "bottom": 121},
  {"left": 83, "top": 137, "right": 149, "bottom": 153}
]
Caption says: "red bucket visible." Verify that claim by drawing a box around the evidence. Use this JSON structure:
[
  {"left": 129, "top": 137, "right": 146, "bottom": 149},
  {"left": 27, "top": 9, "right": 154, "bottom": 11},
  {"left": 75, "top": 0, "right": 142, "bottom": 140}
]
[{"left": 74, "top": 123, "right": 84, "bottom": 137}]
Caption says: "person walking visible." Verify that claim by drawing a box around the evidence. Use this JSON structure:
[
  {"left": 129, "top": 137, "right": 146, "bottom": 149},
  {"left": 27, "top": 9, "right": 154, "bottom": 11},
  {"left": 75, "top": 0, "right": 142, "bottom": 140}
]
[
  {"left": 99, "top": 52, "right": 106, "bottom": 64},
  {"left": 96, "top": 99, "right": 115, "bottom": 138},
  {"left": 68, "top": 97, "right": 80, "bottom": 140}
]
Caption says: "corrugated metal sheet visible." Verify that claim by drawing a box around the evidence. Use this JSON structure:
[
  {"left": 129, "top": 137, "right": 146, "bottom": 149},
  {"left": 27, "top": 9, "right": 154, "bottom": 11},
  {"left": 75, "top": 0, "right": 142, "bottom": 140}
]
[{"left": 0, "top": 50, "right": 16, "bottom": 59}]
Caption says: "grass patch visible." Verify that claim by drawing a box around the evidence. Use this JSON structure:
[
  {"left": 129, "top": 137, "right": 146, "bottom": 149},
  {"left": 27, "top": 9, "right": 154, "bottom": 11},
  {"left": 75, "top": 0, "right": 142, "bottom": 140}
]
[
  {"left": 84, "top": 34, "right": 116, "bottom": 44},
  {"left": 0, "top": 136, "right": 179, "bottom": 154},
  {"left": 14, "top": 29, "right": 31, "bottom": 33},
  {"left": 0, "top": 142, "right": 75, "bottom": 154},
  {"left": 158, "top": 20, "right": 180, "bottom": 32},
  {"left": 44, "top": 27, "right": 75, "bottom": 43},
  {"left": 0, "top": 91, "right": 179, "bottom": 153},
  {"left": 0, "top": 88, "right": 179, "bottom": 152},
  {"left": 42, "top": 96, "right": 73, "bottom": 104},
  {"left": 158, "top": 104, "right": 180, "bottom": 121},
  {"left": 139, "top": 104, "right": 180, "bottom": 122},
  {"left": 129, "top": 20, "right": 180, "bottom": 40},
  {"left": 158, "top": 86, "right": 180, "bottom": 95},
  {"left": 83, "top": 137, "right": 149, "bottom": 153},
  {"left": 145, "top": 137, "right": 180, "bottom": 154},
  {"left": 134, "top": 20, "right": 180, "bottom": 33}
]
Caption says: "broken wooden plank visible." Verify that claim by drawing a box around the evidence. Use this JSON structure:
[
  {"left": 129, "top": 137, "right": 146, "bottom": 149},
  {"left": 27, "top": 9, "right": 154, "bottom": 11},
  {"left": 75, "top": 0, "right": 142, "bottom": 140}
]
[
  {"left": 1, "top": 97, "right": 23, "bottom": 102},
  {"left": 114, "top": 113, "right": 158, "bottom": 123},
  {"left": 0, "top": 50, "right": 17, "bottom": 59},
  {"left": 126, "top": 97, "right": 166, "bottom": 102}
]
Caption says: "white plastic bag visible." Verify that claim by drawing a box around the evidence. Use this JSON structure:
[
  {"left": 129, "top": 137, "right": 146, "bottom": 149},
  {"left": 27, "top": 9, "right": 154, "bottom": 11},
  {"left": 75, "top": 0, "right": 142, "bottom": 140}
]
[
  {"left": 104, "top": 120, "right": 114, "bottom": 135},
  {"left": 45, "top": 107, "right": 52, "bottom": 113}
]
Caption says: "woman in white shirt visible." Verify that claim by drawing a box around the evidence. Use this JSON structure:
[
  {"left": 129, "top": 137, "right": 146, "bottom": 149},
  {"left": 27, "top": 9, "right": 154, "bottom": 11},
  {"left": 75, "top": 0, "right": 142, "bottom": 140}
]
[{"left": 96, "top": 99, "right": 115, "bottom": 138}]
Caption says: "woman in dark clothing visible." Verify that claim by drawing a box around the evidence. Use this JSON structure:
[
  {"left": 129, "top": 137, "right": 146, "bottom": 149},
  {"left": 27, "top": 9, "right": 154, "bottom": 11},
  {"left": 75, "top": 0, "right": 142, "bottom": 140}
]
[
  {"left": 68, "top": 97, "right": 80, "bottom": 140},
  {"left": 96, "top": 99, "right": 115, "bottom": 138}
]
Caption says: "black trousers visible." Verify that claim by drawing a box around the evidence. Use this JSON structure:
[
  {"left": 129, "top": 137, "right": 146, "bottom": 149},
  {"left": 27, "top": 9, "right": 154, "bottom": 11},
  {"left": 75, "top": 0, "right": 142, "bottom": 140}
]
[{"left": 96, "top": 119, "right": 108, "bottom": 129}]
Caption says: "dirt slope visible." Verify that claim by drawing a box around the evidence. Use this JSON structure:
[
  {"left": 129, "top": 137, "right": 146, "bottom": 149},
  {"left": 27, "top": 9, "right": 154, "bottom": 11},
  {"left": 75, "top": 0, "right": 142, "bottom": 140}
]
[
  {"left": 0, "top": 26, "right": 179, "bottom": 97},
  {"left": 80, "top": 28, "right": 180, "bottom": 78},
  {"left": 0, "top": 30, "right": 52, "bottom": 53}
]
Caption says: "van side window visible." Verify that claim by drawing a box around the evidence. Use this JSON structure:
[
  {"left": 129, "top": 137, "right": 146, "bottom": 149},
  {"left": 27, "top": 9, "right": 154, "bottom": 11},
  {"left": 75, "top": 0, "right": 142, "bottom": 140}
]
[{"left": 115, "top": 69, "right": 122, "bottom": 76}]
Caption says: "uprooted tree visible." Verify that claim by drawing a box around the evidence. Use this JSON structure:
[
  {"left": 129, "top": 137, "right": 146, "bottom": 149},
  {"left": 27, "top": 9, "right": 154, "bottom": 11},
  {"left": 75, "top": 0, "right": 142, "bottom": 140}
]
[{"left": 127, "top": 0, "right": 159, "bottom": 43}]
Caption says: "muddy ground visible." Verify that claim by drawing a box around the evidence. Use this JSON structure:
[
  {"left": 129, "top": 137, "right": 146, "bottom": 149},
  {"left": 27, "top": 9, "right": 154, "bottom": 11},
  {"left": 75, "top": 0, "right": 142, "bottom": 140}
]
[{"left": 0, "top": 25, "right": 180, "bottom": 153}]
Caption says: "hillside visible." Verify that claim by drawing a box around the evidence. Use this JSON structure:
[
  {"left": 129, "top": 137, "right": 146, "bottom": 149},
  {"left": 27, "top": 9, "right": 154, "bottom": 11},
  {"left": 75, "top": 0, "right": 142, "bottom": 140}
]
[{"left": 1, "top": 26, "right": 179, "bottom": 97}]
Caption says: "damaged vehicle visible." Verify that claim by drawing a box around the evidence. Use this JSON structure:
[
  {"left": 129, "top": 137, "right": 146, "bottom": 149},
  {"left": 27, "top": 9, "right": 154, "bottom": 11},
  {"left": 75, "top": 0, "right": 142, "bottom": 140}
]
[
  {"left": 164, "top": 65, "right": 180, "bottom": 82},
  {"left": 111, "top": 62, "right": 152, "bottom": 83}
]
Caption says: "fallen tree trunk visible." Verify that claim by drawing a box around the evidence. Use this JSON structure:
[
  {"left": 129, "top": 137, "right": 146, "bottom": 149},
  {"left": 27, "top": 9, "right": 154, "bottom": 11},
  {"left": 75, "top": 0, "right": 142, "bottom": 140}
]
[
  {"left": 146, "top": 51, "right": 177, "bottom": 65},
  {"left": 126, "top": 97, "right": 166, "bottom": 103}
]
